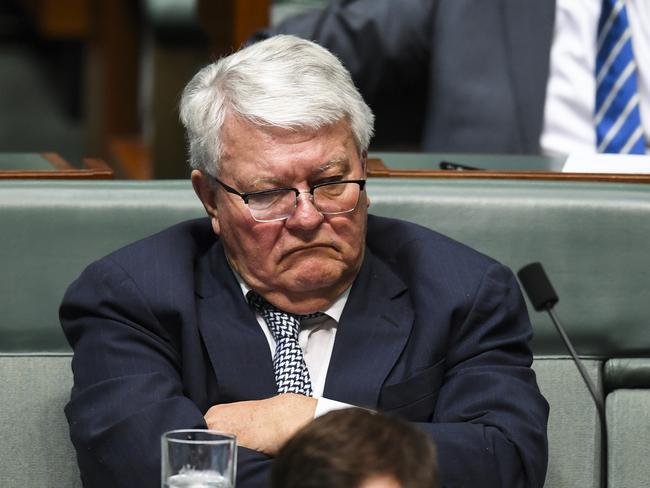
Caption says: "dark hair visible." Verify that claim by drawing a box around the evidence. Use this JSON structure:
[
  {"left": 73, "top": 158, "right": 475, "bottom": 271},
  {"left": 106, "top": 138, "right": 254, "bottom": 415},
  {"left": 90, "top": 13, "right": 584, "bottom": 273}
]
[{"left": 270, "top": 408, "right": 438, "bottom": 488}]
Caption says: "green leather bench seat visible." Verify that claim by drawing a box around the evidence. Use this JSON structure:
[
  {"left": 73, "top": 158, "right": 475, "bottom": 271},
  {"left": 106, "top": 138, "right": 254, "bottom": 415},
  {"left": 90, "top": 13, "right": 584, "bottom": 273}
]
[
  {"left": 532, "top": 358, "right": 602, "bottom": 488},
  {"left": 0, "top": 355, "right": 77, "bottom": 487},
  {"left": 604, "top": 358, "right": 650, "bottom": 488},
  {"left": 1, "top": 178, "right": 649, "bottom": 488},
  {"left": 606, "top": 389, "right": 650, "bottom": 488}
]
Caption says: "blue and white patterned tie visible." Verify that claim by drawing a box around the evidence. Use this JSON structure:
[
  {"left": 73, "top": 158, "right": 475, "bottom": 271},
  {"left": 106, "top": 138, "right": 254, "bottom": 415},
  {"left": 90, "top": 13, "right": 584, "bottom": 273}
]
[
  {"left": 247, "top": 291, "right": 322, "bottom": 396},
  {"left": 595, "top": 0, "right": 645, "bottom": 154}
]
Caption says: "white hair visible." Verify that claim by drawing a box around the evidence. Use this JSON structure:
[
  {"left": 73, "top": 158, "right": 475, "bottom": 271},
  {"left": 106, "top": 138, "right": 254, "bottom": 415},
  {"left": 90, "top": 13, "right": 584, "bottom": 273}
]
[{"left": 179, "top": 35, "right": 375, "bottom": 174}]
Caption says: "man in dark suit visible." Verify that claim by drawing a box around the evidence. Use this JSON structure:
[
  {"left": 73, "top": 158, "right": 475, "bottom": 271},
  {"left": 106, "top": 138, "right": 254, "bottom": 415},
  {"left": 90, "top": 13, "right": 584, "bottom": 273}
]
[
  {"left": 253, "top": 0, "right": 555, "bottom": 153},
  {"left": 61, "top": 35, "right": 548, "bottom": 487},
  {"left": 257, "top": 0, "right": 650, "bottom": 157}
]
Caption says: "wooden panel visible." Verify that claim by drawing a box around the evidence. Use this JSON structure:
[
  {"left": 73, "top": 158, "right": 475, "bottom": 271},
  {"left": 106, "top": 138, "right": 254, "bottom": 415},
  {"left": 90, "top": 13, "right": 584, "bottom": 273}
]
[
  {"left": 233, "top": 0, "right": 270, "bottom": 48},
  {"left": 109, "top": 136, "right": 152, "bottom": 180},
  {"left": 17, "top": 0, "right": 90, "bottom": 38},
  {"left": 85, "top": 0, "right": 140, "bottom": 158},
  {"left": 198, "top": 0, "right": 270, "bottom": 54},
  {"left": 41, "top": 152, "right": 73, "bottom": 169},
  {"left": 366, "top": 158, "right": 650, "bottom": 184},
  {"left": 0, "top": 153, "right": 113, "bottom": 179}
]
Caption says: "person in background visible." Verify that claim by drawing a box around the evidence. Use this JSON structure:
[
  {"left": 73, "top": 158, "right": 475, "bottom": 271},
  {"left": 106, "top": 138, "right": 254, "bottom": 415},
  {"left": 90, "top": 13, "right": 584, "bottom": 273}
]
[
  {"left": 61, "top": 34, "right": 548, "bottom": 488},
  {"left": 270, "top": 408, "right": 439, "bottom": 488},
  {"left": 254, "top": 0, "right": 649, "bottom": 156}
]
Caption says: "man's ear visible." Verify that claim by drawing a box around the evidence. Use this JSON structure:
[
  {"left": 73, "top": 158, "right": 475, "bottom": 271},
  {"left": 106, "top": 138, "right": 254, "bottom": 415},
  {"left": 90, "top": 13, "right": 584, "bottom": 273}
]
[
  {"left": 191, "top": 170, "right": 221, "bottom": 235},
  {"left": 361, "top": 150, "right": 368, "bottom": 177},
  {"left": 360, "top": 151, "right": 370, "bottom": 207}
]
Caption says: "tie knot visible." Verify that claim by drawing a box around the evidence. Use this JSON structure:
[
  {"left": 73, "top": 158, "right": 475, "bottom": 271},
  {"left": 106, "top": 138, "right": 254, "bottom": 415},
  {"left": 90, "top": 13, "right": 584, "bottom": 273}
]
[{"left": 247, "top": 291, "right": 324, "bottom": 341}]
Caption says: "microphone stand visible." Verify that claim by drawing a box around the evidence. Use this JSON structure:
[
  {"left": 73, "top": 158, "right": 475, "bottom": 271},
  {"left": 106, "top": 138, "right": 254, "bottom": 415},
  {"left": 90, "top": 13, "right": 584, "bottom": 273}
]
[
  {"left": 545, "top": 305, "right": 608, "bottom": 488},
  {"left": 518, "top": 262, "right": 608, "bottom": 488}
]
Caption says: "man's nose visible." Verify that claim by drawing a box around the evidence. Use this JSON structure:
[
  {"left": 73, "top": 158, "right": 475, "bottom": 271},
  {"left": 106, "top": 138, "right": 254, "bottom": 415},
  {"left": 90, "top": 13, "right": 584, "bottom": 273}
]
[{"left": 285, "top": 192, "right": 323, "bottom": 230}]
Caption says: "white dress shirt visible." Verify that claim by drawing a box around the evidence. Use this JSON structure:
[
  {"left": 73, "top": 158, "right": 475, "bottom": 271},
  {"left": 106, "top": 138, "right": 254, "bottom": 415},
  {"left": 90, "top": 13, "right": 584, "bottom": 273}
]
[
  {"left": 235, "top": 275, "right": 353, "bottom": 417},
  {"left": 541, "top": 0, "right": 650, "bottom": 155}
]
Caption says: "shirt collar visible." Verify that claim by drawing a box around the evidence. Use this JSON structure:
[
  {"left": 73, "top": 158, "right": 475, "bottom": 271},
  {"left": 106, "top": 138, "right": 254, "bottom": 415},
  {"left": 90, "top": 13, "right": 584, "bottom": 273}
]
[{"left": 233, "top": 270, "right": 349, "bottom": 322}]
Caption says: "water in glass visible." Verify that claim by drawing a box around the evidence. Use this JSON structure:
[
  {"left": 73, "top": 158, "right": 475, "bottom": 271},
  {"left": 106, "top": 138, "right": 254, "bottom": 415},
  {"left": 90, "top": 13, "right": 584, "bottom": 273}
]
[{"left": 165, "top": 469, "right": 232, "bottom": 488}]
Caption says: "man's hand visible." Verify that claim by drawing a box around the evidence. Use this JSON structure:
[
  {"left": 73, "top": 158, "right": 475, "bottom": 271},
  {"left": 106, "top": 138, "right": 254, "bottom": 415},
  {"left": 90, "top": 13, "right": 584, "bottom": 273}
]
[{"left": 204, "top": 393, "right": 317, "bottom": 455}]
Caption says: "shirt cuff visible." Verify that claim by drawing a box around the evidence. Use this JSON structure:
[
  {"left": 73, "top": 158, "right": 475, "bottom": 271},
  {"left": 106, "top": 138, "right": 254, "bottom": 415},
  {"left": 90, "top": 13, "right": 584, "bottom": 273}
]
[{"left": 314, "top": 397, "right": 355, "bottom": 418}]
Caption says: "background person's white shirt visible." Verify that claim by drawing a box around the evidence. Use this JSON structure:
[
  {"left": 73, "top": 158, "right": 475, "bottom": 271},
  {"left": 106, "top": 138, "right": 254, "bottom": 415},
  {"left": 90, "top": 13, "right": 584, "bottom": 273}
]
[{"left": 541, "top": 0, "right": 650, "bottom": 155}]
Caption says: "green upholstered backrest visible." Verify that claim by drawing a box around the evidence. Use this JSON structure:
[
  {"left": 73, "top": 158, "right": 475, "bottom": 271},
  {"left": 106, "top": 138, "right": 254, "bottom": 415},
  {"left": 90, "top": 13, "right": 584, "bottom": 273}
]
[
  {"left": 367, "top": 178, "right": 650, "bottom": 358},
  {"left": 0, "top": 180, "right": 204, "bottom": 353},
  {"left": 3, "top": 178, "right": 648, "bottom": 356}
]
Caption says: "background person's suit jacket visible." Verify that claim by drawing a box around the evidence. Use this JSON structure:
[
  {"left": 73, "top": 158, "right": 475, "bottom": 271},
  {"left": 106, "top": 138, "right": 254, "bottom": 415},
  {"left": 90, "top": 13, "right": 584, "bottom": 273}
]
[
  {"left": 61, "top": 215, "right": 549, "bottom": 487},
  {"left": 253, "top": 0, "right": 555, "bottom": 153}
]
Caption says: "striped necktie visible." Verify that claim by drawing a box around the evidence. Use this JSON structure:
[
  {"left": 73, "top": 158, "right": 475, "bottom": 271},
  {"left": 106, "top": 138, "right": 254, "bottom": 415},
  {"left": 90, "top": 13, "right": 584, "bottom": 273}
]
[
  {"left": 247, "top": 291, "right": 323, "bottom": 396},
  {"left": 595, "top": 0, "right": 645, "bottom": 154}
]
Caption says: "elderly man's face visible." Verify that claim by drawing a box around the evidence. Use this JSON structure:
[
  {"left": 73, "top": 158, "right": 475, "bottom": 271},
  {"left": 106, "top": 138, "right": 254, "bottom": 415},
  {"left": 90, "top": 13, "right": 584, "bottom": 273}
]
[{"left": 193, "top": 116, "right": 368, "bottom": 313}]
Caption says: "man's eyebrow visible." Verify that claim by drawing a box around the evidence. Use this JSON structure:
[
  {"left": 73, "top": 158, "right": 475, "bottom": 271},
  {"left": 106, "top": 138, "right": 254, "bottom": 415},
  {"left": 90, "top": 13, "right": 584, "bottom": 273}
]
[
  {"left": 243, "top": 175, "right": 284, "bottom": 189},
  {"left": 316, "top": 157, "right": 351, "bottom": 173},
  {"left": 235, "top": 157, "right": 353, "bottom": 189}
]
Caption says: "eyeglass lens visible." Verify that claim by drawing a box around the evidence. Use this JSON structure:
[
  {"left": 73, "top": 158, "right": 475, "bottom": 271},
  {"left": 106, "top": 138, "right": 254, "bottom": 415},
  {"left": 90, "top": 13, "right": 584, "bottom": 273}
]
[{"left": 248, "top": 182, "right": 362, "bottom": 222}]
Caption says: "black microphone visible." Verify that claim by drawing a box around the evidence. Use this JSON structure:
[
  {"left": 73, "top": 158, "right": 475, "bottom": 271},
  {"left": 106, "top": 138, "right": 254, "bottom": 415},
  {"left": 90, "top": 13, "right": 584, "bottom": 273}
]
[{"left": 517, "top": 262, "right": 607, "bottom": 488}]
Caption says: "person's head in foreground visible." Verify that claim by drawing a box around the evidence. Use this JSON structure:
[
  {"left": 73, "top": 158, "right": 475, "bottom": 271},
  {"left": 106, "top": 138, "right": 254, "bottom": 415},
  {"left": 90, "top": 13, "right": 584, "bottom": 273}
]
[
  {"left": 181, "top": 34, "right": 374, "bottom": 314},
  {"left": 270, "top": 408, "right": 439, "bottom": 488}
]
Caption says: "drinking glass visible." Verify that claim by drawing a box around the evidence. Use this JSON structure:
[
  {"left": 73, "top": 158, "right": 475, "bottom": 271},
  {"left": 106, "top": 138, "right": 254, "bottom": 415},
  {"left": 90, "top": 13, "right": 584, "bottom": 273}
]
[{"left": 161, "top": 429, "right": 237, "bottom": 488}]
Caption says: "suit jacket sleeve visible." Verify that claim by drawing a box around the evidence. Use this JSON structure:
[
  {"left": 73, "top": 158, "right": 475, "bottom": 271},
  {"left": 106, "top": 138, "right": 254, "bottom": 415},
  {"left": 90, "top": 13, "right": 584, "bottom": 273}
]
[
  {"left": 254, "top": 0, "right": 433, "bottom": 100},
  {"left": 413, "top": 263, "right": 548, "bottom": 488},
  {"left": 253, "top": 0, "right": 434, "bottom": 148},
  {"left": 60, "top": 257, "right": 271, "bottom": 488}
]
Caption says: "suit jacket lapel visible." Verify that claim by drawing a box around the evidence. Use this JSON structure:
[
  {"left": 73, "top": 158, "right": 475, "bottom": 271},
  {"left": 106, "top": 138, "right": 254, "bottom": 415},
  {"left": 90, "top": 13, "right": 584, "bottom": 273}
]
[
  {"left": 323, "top": 248, "right": 413, "bottom": 408},
  {"left": 500, "top": 0, "right": 556, "bottom": 152},
  {"left": 195, "top": 241, "right": 277, "bottom": 401}
]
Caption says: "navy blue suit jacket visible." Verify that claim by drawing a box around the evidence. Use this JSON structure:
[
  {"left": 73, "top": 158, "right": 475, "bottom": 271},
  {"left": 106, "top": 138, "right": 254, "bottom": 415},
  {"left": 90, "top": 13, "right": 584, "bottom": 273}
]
[{"left": 61, "top": 215, "right": 548, "bottom": 487}]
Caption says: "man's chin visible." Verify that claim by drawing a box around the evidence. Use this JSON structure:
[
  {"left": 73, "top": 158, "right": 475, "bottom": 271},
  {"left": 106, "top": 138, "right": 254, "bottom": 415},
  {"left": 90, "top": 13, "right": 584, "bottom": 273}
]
[
  {"left": 291, "top": 268, "right": 342, "bottom": 292},
  {"left": 281, "top": 259, "right": 350, "bottom": 292}
]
